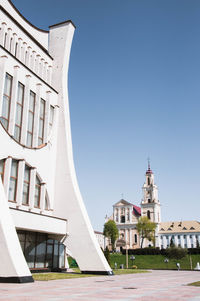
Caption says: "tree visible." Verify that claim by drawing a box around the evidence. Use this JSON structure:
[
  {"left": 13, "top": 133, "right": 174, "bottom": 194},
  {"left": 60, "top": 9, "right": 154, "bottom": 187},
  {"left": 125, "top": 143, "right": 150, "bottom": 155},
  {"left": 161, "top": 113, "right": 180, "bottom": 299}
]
[
  {"left": 103, "top": 220, "right": 119, "bottom": 251},
  {"left": 104, "top": 247, "right": 110, "bottom": 264},
  {"left": 136, "top": 216, "right": 156, "bottom": 248}
]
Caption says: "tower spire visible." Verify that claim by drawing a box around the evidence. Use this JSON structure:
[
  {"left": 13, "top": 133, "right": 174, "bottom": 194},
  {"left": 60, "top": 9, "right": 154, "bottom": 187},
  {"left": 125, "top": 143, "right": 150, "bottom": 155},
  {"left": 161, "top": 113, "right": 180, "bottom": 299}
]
[{"left": 148, "top": 157, "right": 150, "bottom": 171}]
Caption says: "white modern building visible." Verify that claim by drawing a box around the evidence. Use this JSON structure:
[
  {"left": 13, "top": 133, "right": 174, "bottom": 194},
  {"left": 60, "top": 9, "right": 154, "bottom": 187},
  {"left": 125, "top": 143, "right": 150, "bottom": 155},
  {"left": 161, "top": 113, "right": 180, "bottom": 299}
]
[{"left": 0, "top": 0, "right": 112, "bottom": 283}]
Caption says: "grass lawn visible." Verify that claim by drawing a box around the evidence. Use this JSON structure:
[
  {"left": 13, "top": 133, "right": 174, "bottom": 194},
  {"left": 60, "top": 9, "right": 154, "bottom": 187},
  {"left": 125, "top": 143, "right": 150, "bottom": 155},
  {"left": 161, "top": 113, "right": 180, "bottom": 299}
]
[
  {"left": 32, "top": 272, "right": 94, "bottom": 281},
  {"left": 32, "top": 269, "right": 149, "bottom": 281},
  {"left": 114, "top": 269, "right": 149, "bottom": 275},
  {"left": 109, "top": 254, "right": 200, "bottom": 270},
  {"left": 188, "top": 281, "right": 200, "bottom": 287}
]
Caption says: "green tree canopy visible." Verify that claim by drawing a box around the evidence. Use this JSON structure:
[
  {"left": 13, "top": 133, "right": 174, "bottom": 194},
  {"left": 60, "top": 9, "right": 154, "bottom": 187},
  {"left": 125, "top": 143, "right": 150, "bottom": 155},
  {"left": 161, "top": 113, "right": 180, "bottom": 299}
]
[
  {"left": 136, "top": 216, "right": 156, "bottom": 248},
  {"left": 103, "top": 220, "right": 119, "bottom": 251}
]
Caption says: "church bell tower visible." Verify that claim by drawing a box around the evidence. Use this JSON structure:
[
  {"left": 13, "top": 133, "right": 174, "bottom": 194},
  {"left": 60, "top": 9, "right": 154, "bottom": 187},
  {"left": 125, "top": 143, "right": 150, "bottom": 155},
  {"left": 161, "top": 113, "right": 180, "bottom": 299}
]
[{"left": 141, "top": 161, "right": 161, "bottom": 247}]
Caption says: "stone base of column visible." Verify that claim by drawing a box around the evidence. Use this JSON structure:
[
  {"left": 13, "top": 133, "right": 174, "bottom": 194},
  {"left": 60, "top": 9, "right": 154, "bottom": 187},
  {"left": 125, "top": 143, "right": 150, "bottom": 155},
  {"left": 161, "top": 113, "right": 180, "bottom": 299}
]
[
  {"left": 0, "top": 276, "right": 34, "bottom": 283},
  {"left": 81, "top": 270, "right": 114, "bottom": 275}
]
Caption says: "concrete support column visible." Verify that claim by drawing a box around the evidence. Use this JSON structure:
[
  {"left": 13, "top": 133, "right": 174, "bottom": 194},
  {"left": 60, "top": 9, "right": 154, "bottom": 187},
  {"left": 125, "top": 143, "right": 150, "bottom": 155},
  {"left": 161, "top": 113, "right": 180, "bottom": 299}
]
[
  {"left": 40, "top": 58, "right": 45, "bottom": 78},
  {"left": 180, "top": 235, "right": 184, "bottom": 248},
  {"left": 29, "top": 167, "right": 36, "bottom": 209},
  {"left": 192, "top": 235, "right": 196, "bottom": 248},
  {"left": 22, "top": 42, "right": 27, "bottom": 64},
  {"left": 21, "top": 74, "right": 31, "bottom": 146},
  {"left": 16, "top": 38, "right": 22, "bottom": 60},
  {"left": 44, "top": 61, "right": 48, "bottom": 81},
  {"left": 168, "top": 235, "right": 171, "bottom": 247},
  {"left": 30, "top": 50, "right": 36, "bottom": 70},
  {"left": 4, "top": 157, "right": 12, "bottom": 199},
  {"left": 125, "top": 207, "right": 127, "bottom": 223},
  {"left": 174, "top": 235, "right": 178, "bottom": 247},
  {"left": 8, "top": 65, "right": 20, "bottom": 136},
  {"left": 129, "top": 207, "right": 131, "bottom": 222},
  {"left": 129, "top": 228, "right": 132, "bottom": 248},
  {"left": 0, "top": 22, "right": 7, "bottom": 46},
  {"left": 47, "top": 66, "right": 52, "bottom": 85},
  {"left": 0, "top": 55, "right": 8, "bottom": 116},
  {"left": 40, "top": 183, "right": 46, "bottom": 213},
  {"left": 26, "top": 46, "right": 32, "bottom": 68},
  {"left": 44, "top": 91, "right": 51, "bottom": 142},
  {"left": 32, "top": 83, "right": 42, "bottom": 147},
  {"left": 118, "top": 208, "right": 120, "bottom": 224},
  {"left": 125, "top": 229, "right": 128, "bottom": 245},
  {"left": 186, "top": 235, "right": 191, "bottom": 248},
  {"left": 10, "top": 33, "right": 17, "bottom": 55},
  {"left": 162, "top": 236, "right": 167, "bottom": 248},
  {"left": 16, "top": 160, "right": 25, "bottom": 207},
  {"left": 5, "top": 28, "right": 12, "bottom": 50}
]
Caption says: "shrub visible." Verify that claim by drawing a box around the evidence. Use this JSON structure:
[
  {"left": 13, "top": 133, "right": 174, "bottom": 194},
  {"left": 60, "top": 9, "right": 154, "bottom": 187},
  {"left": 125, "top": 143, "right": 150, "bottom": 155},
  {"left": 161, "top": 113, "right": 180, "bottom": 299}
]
[{"left": 165, "top": 247, "right": 187, "bottom": 260}]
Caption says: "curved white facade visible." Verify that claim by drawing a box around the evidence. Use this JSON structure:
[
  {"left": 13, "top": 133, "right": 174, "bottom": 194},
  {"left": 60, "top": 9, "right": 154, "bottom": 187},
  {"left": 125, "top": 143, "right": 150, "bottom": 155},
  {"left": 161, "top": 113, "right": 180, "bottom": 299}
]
[{"left": 0, "top": 0, "right": 112, "bottom": 282}]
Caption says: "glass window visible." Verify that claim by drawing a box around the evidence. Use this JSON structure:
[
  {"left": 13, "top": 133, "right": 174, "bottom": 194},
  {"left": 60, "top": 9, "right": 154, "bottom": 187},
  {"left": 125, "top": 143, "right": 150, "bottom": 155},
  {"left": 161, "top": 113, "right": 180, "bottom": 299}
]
[
  {"left": 14, "top": 82, "right": 24, "bottom": 142},
  {"left": 53, "top": 242, "right": 59, "bottom": 268},
  {"left": 8, "top": 159, "right": 18, "bottom": 202},
  {"left": 48, "top": 105, "right": 54, "bottom": 135},
  {"left": 0, "top": 73, "right": 12, "bottom": 130},
  {"left": 38, "top": 99, "right": 45, "bottom": 146},
  {"left": 0, "top": 159, "right": 5, "bottom": 182},
  {"left": 35, "top": 242, "right": 46, "bottom": 268},
  {"left": 22, "top": 165, "right": 30, "bottom": 205},
  {"left": 59, "top": 244, "right": 65, "bottom": 268},
  {"left": 26, "top": 91, "right": 35, "bottom": 147},
  {"left": 34, "top": 176, "right": 40, "bottom": 208}
]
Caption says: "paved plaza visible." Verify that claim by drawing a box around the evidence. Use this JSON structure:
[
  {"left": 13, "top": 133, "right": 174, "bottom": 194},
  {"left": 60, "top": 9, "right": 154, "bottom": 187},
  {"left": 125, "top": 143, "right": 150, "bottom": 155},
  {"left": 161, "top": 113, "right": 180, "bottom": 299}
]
[{"left": 0, "top": 270, "right": 199, "bottom": 300}]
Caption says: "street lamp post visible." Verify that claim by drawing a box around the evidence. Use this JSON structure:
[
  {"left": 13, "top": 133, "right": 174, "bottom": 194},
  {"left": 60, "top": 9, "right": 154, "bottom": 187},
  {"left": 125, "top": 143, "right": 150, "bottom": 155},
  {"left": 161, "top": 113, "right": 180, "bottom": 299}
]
[{"left": 130, "top": 255, "right": 135, "bottom": 267}]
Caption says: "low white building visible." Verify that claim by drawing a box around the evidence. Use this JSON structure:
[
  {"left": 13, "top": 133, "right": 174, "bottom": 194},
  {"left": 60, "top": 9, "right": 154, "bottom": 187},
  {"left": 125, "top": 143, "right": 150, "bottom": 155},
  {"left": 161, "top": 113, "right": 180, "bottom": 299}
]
[
  {"left": 159, "top": 221, "right": 200, "bottom": 249},
  {"left": 0, "top": 0, "right": 112, "bottom": 283}
]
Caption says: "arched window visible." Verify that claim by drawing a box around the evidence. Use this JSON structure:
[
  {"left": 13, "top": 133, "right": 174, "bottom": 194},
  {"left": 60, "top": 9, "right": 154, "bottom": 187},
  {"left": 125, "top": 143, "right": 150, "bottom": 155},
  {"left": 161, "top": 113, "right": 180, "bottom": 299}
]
[
  {"left": 135, "top": 234, "right": 137, "bottom": 243},
  {"left": 148, "top": 177, "right": 150, "bottom": 185},
  {"left": 147, "top": 210, "right": 150, "bottom": 219}
]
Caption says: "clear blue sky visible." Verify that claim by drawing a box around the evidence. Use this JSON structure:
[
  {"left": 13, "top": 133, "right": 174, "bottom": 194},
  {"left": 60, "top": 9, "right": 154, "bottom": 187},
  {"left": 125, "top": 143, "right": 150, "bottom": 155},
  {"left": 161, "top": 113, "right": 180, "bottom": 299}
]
[{"left": 12, "top": 0, "right": 200, "bottom": 231}]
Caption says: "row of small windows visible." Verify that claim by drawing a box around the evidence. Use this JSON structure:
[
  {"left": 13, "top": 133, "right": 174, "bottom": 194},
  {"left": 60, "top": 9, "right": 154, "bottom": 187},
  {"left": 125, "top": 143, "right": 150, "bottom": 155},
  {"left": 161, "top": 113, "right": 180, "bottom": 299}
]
[
  {"left": 160, "top": 235, "right": 199, "bottom": 240},
  {"left": 0, "top": 73, "right": 54, "bottom": 148},
  {"left": 0, "top": 158, "right": 49, "bottom": 210},
  {"left": 1, "top": 24, "right": 52, "bottom": 84}
]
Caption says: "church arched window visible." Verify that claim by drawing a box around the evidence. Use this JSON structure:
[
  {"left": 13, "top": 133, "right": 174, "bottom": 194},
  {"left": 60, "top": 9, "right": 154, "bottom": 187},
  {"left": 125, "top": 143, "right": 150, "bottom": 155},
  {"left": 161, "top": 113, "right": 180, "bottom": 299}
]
[
  {"left": 147, "top": 210, "right": 150, "bottom": 219},
  {"left": 148, "top": 177, "right": 150, "bottom": 185}
]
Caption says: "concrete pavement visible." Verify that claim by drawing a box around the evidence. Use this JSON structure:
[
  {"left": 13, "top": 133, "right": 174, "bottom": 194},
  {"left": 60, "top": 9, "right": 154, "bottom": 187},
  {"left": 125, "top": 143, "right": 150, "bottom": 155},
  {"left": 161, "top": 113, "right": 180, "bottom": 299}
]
[{"left": 0, "top": 270, "right": 199, "bottom": 300}]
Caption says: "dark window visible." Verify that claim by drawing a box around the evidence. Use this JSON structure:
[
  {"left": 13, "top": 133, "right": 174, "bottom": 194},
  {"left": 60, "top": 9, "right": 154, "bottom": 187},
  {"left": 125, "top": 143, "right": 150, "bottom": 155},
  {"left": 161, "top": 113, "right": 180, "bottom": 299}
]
[
  {"left": 147, "top": 210, "right": 150, "bottom": 219},
  {"left": 121, "top": 215, "right": 125, "bottom": 223},
  {"left": 134, "top": 234, "right": 137, "bottom": 243}
]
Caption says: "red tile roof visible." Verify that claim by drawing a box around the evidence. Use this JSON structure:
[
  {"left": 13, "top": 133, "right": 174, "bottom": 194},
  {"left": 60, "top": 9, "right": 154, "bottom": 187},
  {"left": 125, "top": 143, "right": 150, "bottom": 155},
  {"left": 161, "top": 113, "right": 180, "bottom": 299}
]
[{"left": 133, "top": 205, "right": 141, "bottom": 216}]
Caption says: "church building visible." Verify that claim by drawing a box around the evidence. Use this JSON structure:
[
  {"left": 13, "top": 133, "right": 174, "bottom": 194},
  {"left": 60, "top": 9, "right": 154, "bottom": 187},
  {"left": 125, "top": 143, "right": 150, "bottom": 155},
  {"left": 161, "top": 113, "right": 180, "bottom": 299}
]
[
  {"left": 110, "top": 163, "right": 200, "bottom": 250},
  {"left": 0, "top": 0, "right": 112, "bottom": 283}
]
